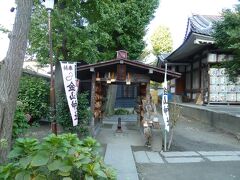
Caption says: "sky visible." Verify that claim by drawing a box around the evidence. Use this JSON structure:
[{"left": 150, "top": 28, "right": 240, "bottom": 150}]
[
  {"left": 146, "top": 0, "right": 238, "bottom": 50},
  {"left": 0, "top": 0, "right": 239, "bottom": 61},
  {"left": 0, "top": 0, "right": 15, "bottom": 60}
]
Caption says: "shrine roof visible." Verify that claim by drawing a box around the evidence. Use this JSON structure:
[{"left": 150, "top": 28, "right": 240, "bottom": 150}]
[{"left": 76, "top": 58, "right": 181, "bottom": 83}]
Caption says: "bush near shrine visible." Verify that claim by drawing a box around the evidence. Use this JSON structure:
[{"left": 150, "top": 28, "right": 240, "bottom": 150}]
[{"left": 0, "top": 134, "right": 116, "bottom": 180}]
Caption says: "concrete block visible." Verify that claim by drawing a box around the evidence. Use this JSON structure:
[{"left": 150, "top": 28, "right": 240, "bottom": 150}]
[
  {"left": 134, "top": 151, "right": 150, "bottom": 163},
  {"left": 161, "top": 151, "right": 199, "bottom": 157},
  {"left": 206, "top": 156, "right": 240, "bottom": 162},
  {"left": 198, "top": 151, "right": 239, "bottom": 156},
  {"left": 104, "top": 144, "right": 139, "bottom": 180},
  {"left": 146, "top": 151, "right": 164, "bottom": 163},
  {"left": 165, "top": 157, "right": 204, "bottom": 163}
]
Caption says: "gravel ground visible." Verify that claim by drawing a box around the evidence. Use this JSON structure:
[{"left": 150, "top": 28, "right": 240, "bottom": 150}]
[
  {"left": 136, "top": 116, "right": 240, "bottom": 180},
  {"left": 172, "top": 116, "right": 240, "bottom": 151}
]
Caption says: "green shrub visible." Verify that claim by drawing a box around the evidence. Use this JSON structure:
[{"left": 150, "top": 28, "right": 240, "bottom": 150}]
[
  {"left": 114, "top": 108, "right": 129, "bottom": 115},
  {"left": 12, "top": 102, "right": 30, "bottom": 139},
  {"left": 18, "top": 75, "right": 50, "bottom": 121},
  {"left": 0, "top": 134, "right": 116, "bottom": 179},
  {"left": 56, "top": 92, "right": 91, "bottom": 137}
]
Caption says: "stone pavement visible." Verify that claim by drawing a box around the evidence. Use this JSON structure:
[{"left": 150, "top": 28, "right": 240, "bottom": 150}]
[
  {"left": 105, "top": 144, "right": 139, "bottom": 180},
  {"left": 97, "top": 115, "right": 142, "bottom": 180},
  {"left": 134, "top": 151, "right": 240, "bottom": 164},
  {"left": 96, "top": 114, "right": 240, "bottom": 180}
]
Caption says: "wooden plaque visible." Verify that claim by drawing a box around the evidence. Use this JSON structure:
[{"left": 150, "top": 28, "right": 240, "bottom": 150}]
[{"left": 117, "top": 64, "right": 126, "bottom": 81}]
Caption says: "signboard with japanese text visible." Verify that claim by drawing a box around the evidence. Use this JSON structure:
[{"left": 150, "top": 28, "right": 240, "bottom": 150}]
[
  {"left": 209, "top": 67, "right": 239, "bottom": 103},
  {"left": 60, "top": 62, "right": 78, "bottom": 126},
  {"left": 162, "top": 64, "right": 170, "bottom": 132}
]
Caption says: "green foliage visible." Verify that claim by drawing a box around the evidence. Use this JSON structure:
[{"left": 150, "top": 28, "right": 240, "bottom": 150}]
[
  {"left": 0, "top": 24, "right": 10, "bottom": 34},
  {"left": 56, "top": 92, "right": 91, "bottom": 137},
  {"left": 150, "top": 25, "right": 173, "bottom": 55},
  {"left": 210, "top": 63, "right": 224, "bottom": 68},
  {"left": 114, "top": 108, "right": 130, "bottom": 115},
  {"left": 0, "top": 134, "right": 116, "bottom": 179},
  {"left": 18, "top": 75, "right": 50, "bottom": 121},
  {"left": 12, "top": 102, "right": 30, "bottom": 139},
  {"left": 150, "top": 80, "right": 161, "bottom": 90},
  {"left": 213, "top": 3, "right": 240, "bottom": 81},
  {"left": 28, "top": 0, "right": 159, "bottom": 63}
]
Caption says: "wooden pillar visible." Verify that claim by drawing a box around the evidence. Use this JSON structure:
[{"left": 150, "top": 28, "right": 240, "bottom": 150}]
[
  {"left": 190, "top": 63, "right": 193, "bottom": 100},
  {"left": 199, "top": 59, "right": 202, "bottom": 91},
  {"left": 207, "top": 64, "right": 210, "bottom": 104},
  {"left": 90, "top": 72, "right": 96, "bottom": 136}
]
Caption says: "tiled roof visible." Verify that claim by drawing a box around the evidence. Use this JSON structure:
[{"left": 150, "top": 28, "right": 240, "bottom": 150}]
[
  {"left": 23, "top": 61, "right": 51, "bottom": 78},
  {"left": 185, "top": 14, "right": 222, "bottom": 38}
]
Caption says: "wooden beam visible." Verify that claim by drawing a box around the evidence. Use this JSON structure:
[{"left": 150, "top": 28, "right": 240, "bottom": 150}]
[{"left": 166, "top": 62, "right": 190, "bottom": 66}]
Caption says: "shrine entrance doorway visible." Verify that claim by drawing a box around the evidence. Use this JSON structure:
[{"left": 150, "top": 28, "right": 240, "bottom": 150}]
[{"left": 76, "top": 50, "right": 181, "bottom": 135}]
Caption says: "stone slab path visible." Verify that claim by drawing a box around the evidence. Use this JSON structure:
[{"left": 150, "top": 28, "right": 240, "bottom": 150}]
[
  {"left": 104, "top": 144, "right": 139, "bottom": 180},
  {"left": 133, "top": 151, "right": 240, "bottom": 164}
]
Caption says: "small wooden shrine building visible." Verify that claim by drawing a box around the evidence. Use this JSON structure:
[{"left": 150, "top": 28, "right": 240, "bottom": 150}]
[{"left": 76, "top": 50, "right": 181, "bottom": 134}]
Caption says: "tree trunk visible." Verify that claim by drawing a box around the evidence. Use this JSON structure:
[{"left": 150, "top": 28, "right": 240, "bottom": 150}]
[
  {"left": 0, "top": 0, "right": 33, "bottom": 163},
  {"left": 104, "top": 85, "right": 117, "bottom": 116}
]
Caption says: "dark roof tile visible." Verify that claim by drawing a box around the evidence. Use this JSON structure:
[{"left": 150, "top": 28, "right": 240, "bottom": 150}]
[{"left": 185, "top": 14, "right": 222, "bottom": 38}]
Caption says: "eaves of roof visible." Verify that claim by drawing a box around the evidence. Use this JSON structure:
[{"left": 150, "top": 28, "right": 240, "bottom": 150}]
[
  {"left": 23, "top": 69, "right": 50, "bottom": 79},
  {"left": 165, "top": 32, "right": 214, "bottom": 62},
  {"left": 76, "top": 58, "right": 181, "bottom": 83}
]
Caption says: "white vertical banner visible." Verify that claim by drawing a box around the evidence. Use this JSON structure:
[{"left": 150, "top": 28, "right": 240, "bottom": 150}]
[
  {"left": 162, "top": 63, "right": 170, "bottom": 132},
  {"left": 60, "top": 62, "right": 78, "bottom": 126}
]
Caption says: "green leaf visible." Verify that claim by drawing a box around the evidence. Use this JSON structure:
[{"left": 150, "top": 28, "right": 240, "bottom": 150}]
[
  {"left": 19, "top": 156, "right": 32, "bottom": 169},
  {"left": 93, "top": 162, "right": 100, "bottom": 171},
  {"left": 85, "top": 175, "right": 94, "bottom": 180},
  {"left": 15, "top": 171, "right": 31, "bottom": 180},
  {"left": 0, "top": 164, "right": 11, "bottom": 179},
  {"left": 8, "top": 147, "right": 23, "bottom": 159},
  {"left": 48, "top": 159, "right": 72, "bottom": 173},
  {"left": 47, "top": 160, "right": 63, "bottom": 171},
  {"left": 59, "top": 165, "right": 72, "bottom": 173},
  {"left": 34, "top": 175, "right": 47, "bottom": 180},
  {"left": 31, "top": 151, "right": 49, "bottom": 167},
  {"left": 58, "top": 171, "right": 70, "bottom": 177},
  {"left": 56, "top": 150, "right": 67, "bottom": 159},
  {"left": 80, "top": 157, "right": 91, "bottom": 164},
  {"left": 74, "top": 161, "right": 82, "bottom": 168},
  {"left": 63, "top": 177, "right": 72, "bottom": 180},
  {"left": 96, "top": 170, "right": 107, "bottom": 178}
]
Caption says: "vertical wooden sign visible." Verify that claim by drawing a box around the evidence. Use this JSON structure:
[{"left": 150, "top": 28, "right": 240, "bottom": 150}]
[{"left": 117, "top": 64, "right": 126, "bottom": 81}]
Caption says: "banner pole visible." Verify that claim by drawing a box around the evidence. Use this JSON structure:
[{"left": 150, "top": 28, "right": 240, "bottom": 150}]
[
  {"left": 164, "top": 129, "right": 167, "bottom": 151},
  {"left": 165, "top": 63, "right": 167, "bottom": 151}
]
